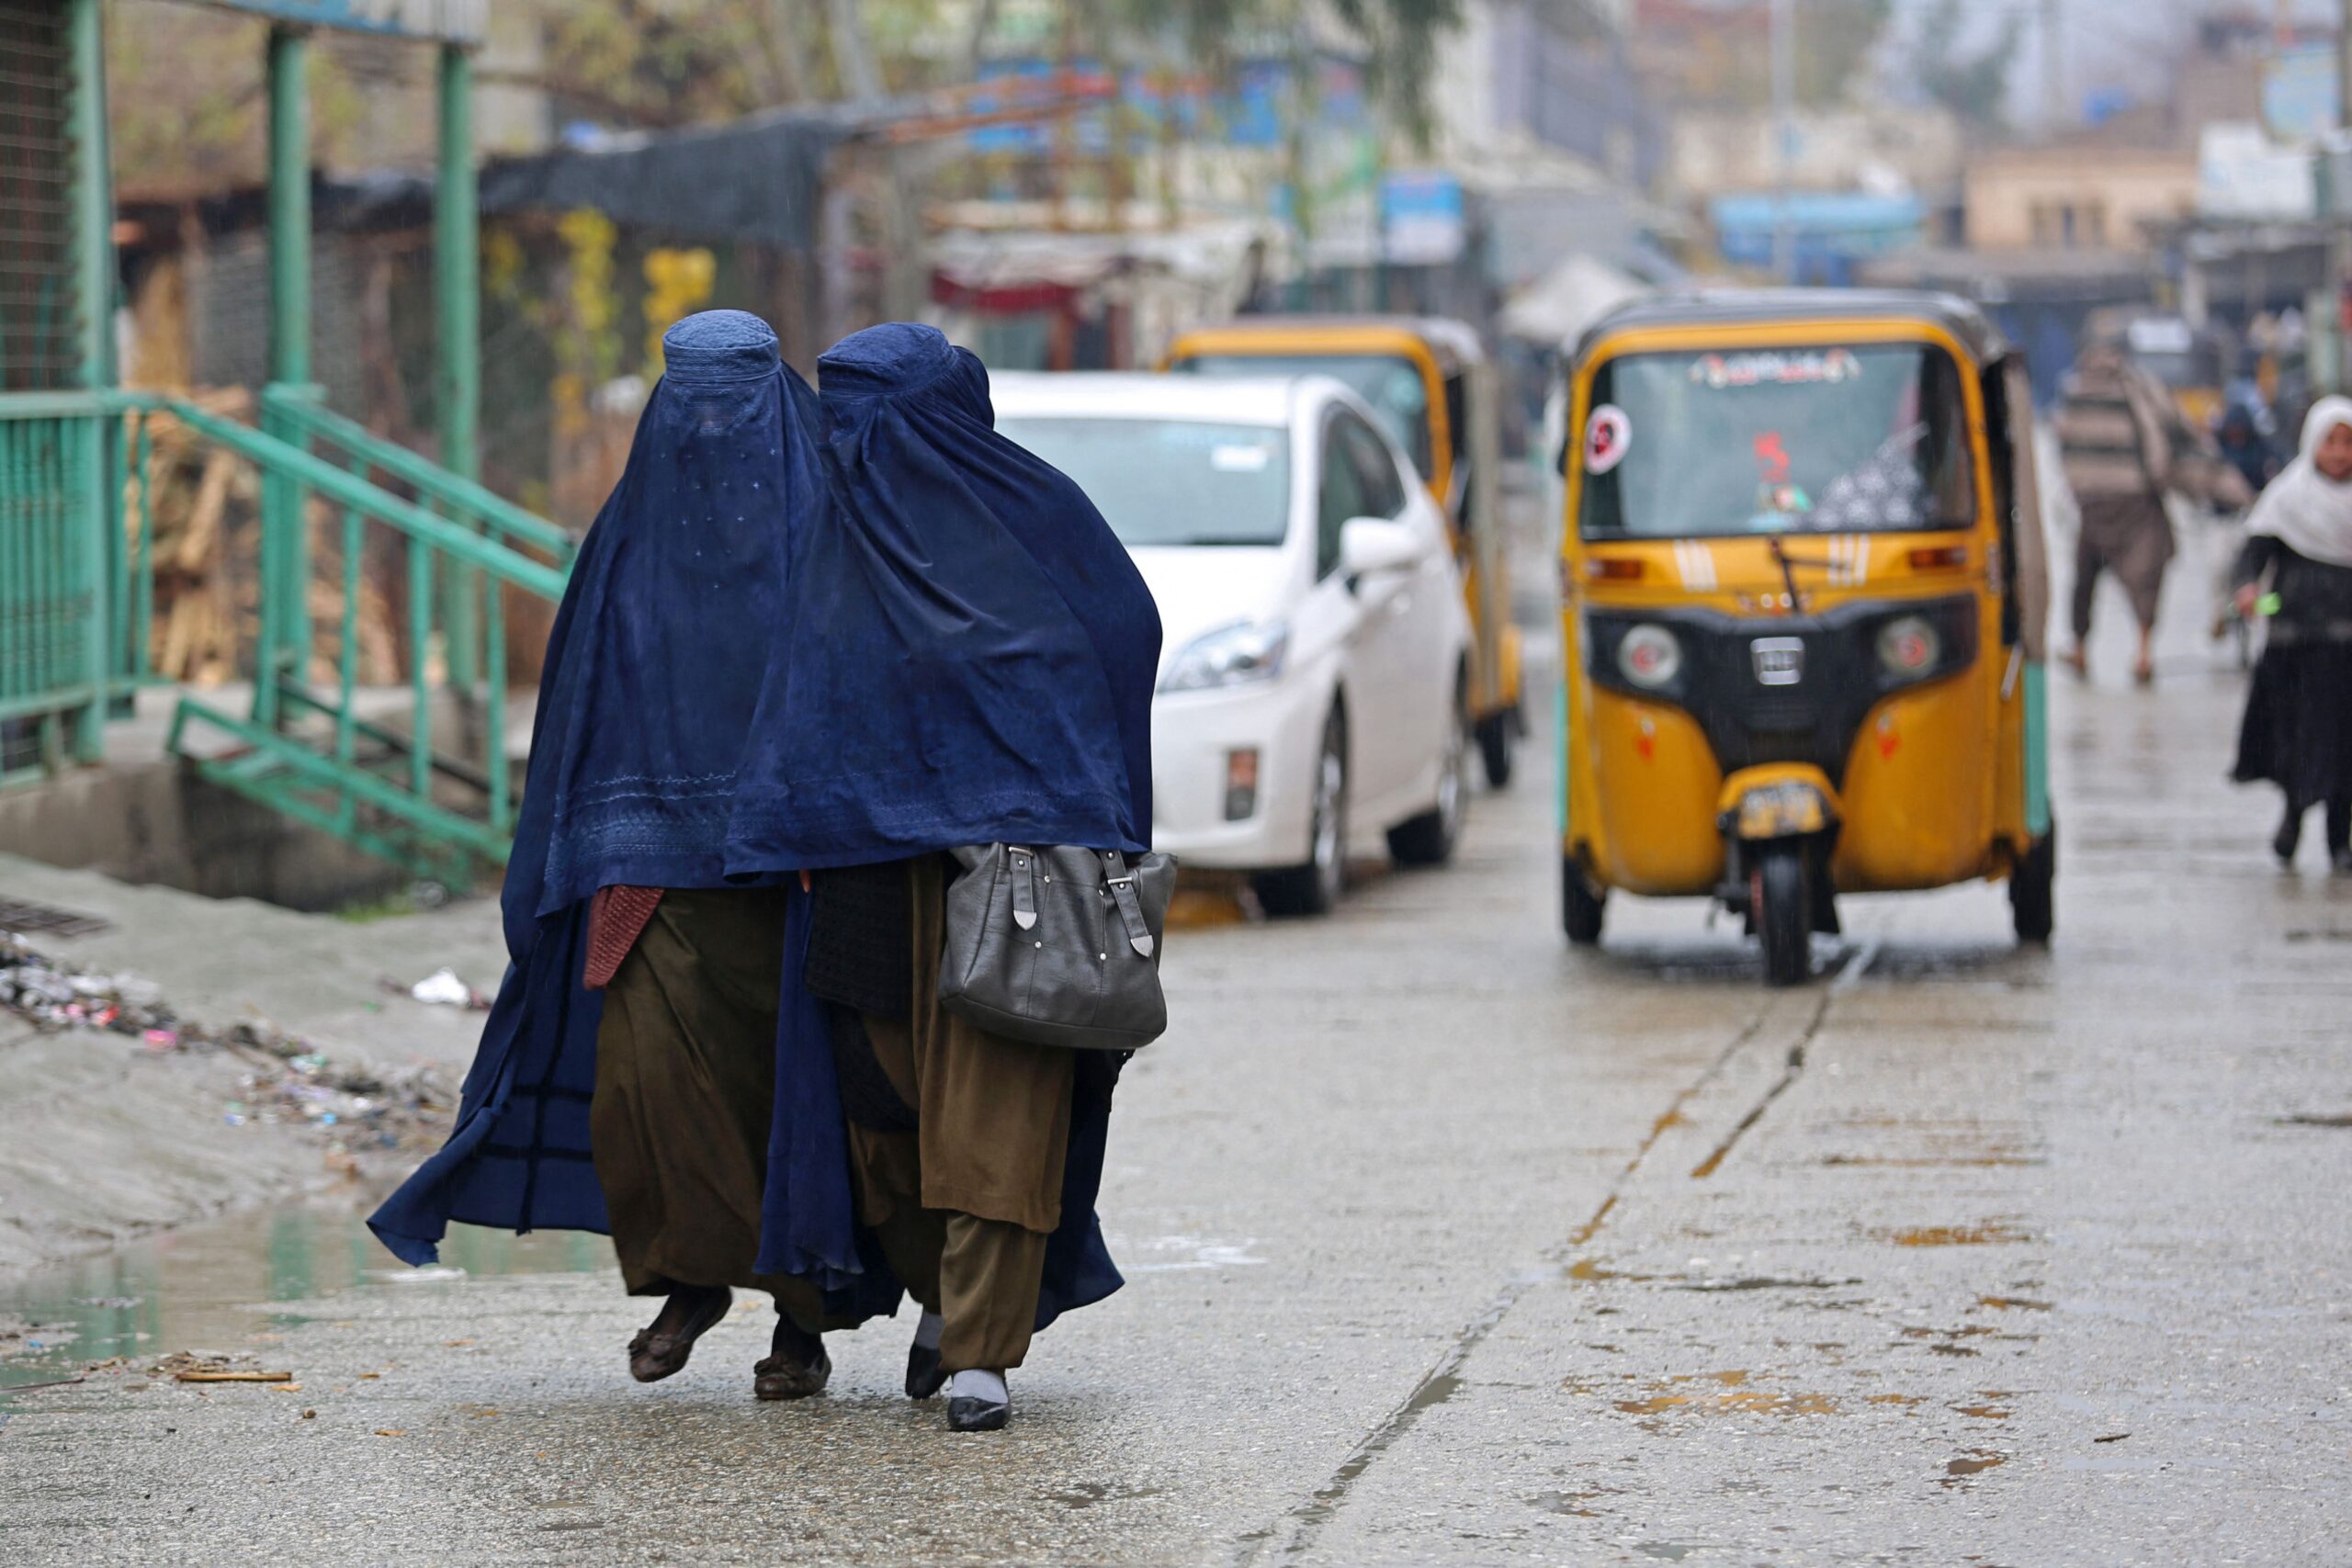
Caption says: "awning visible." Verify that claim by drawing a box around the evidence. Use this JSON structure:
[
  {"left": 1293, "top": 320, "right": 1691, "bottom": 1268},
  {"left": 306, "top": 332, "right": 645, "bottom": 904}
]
[
  {"left": 480, "top": 111, "right": 852, "bottom": 252},
  {"left": 1498, "top": 253, "right": 1647, "bottom": 346}
]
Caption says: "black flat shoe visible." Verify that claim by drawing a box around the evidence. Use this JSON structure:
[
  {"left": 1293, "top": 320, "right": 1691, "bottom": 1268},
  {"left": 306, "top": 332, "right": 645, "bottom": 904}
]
[
  {"left": 906, "top": 1341, "right": 946, "bottom": 1401},
  {"left": 627, "top": 1285, "right": 731, "bottom": 1383},
  {"left": 947, "top": 1394, "right": 1009, "bottom": 1432},
  {"left": 2276, "top": 813, "right": 2303, "bottom": 865}
]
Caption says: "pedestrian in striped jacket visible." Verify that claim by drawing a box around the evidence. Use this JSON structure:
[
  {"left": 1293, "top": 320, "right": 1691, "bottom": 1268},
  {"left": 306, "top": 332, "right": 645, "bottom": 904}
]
[{"left": 2054, "top": 340, "right": 2251, "bottom": 684}]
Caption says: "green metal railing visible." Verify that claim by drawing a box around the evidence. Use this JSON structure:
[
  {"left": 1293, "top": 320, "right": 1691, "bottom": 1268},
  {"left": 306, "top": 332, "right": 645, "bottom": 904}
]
[
  {"left": 0, "top": 394, "right": 109, "bottom": 784},
  {"left": 106, "top": 386, "right": 574, "bottom": 883}
]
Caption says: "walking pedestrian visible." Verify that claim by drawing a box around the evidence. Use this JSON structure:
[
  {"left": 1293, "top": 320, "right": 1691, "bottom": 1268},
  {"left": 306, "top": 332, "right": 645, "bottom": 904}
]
[
  {"left": 373, "top": 315, "right": 1157, "bottom": 1434},
  {"left": 2215, "top": 401, "right": 2281, "bottom": 497},
  {"left": 2231, "top": 397, "right": 2352, "bottom": 871},
  {"left": 369, "top": 310, "right": 898, "bottom": 1397},
  {"left": 726, "top": 322, "right": 1161, "bottom": 1431},
  {"left": 2054, "top": 339, "right": 2252, "bottom": 683}
]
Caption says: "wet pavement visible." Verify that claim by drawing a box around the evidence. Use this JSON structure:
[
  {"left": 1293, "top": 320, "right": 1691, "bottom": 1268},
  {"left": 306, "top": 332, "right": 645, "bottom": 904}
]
[{"left": 6, "top": 529, "right": 2351, "bottom": 1565}]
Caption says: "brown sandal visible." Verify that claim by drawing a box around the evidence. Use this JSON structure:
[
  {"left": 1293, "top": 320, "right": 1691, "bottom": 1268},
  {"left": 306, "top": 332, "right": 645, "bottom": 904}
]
[
  {"left": 627, "top": 1286, "right": 732, "bottom": 1382},
  {"left": 752, "top": 1348, "right": 832, "bottom": 1401}
]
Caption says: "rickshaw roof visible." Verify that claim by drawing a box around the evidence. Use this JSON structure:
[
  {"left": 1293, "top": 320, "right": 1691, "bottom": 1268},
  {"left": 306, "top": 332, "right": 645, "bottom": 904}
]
[
  {"left": 1170, "top": 315, "right": 1487, "bottom": 373},
  {"left": 1570, "top": 288, "right": 2008, "bottom": 367}
]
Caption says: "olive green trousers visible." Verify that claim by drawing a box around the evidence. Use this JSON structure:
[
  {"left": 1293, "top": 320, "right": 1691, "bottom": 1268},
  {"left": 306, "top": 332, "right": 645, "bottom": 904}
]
[
  {"left": 847, "top": 856, "right": 1075, "bottom": 1372},
  {"left": 591, "top": 886, "right": 836, "bottom": 1335}
]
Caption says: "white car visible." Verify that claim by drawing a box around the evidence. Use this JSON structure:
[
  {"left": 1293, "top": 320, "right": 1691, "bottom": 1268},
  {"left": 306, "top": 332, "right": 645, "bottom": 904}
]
[{"left": 994, "top": 372, "right": 1475, "bottom": 915}]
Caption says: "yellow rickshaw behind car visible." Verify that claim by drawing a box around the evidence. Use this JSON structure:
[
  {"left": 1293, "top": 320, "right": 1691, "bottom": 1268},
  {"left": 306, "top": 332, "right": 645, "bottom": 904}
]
[
  {"left": 1557, "top": 289, "right": 2054, "bottom": 985},
  {"left": 1163, "top": 316, "right": 1525, "bottom": 785}
]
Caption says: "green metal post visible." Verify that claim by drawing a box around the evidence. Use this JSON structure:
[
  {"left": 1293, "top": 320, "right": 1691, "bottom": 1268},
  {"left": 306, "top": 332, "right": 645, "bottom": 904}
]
[
  {"left": 268, "top": 31, "right": 311, "bottom": 388},
  {"left": 67, "top": 0, "right": 111, "bottom": 761},
  {"left": 133, "top": 413, "right": 153, "bottom": 682},
  {"left": 409, "top": 539, "right": 434, "bottom": 804},
  {"left": 436, "top": 43, "right": 481, "bottom": 694},
  {"left": 261, "top": 25, "right": 311, "bottom": 727},
  {"left": 335, "top": 506, "right": 361, "bottom": 832}
]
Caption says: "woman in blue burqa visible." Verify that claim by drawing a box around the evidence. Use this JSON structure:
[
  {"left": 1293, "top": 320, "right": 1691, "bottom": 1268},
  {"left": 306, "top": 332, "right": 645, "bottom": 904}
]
[
  {"left": 370, "top": 315, "right": 1158, "bottom": 1433},
  {"left": 726, "top": 321, "right": 1160, "bottom": 1430}
]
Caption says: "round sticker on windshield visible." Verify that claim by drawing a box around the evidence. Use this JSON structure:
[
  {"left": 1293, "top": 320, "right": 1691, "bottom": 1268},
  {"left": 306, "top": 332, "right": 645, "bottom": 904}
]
[{"left": 1585, "top": 403, "right": 1632, "bottom": 475}]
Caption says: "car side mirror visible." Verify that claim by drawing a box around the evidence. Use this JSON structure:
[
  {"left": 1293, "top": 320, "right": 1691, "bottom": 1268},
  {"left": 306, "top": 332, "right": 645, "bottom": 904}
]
[{"left": 1339, "top": 516, "right": 1419, "bottom": 582}]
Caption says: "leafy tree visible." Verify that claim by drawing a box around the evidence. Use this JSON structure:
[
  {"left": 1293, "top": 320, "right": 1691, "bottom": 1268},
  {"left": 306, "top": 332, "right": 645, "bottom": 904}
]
[
  {"left": 1905, "top": 0, "right": 2020, "bottom": 130},
  {"left": 1783, "top": 0, "right": 1894, "bottom": 108}
]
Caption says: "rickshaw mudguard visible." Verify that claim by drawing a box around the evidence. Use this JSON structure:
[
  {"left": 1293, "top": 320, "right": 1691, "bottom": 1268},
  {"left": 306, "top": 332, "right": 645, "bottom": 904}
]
[
  {"left": 1576, "top": 689, "right": 1724, "bottom": 895},
  {"left": 1716, "top": 765, "right": 1840, "bottom": 841},
  {"left": 1830, "top": 676, "right": 2000, "bottom": 892}
]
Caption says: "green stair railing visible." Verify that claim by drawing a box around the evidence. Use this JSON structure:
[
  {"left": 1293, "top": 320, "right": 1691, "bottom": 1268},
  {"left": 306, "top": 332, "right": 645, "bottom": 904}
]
[{"left": 116, "top": 387, "right": 575, "bottom": 885}]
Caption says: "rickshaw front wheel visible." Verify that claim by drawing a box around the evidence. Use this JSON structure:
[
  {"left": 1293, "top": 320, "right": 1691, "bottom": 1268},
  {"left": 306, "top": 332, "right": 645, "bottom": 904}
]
[
  {"left": 1562, "top": 858, "right": 1605, "bottom": 946},
  {"left": 1752, "top": 844, "right": 1812, "bottom": 987},
  {"left": 2010, "top": 825, "right": 2056, "bottom": 945},
  {"left": 1477, "top": 710, "right": 1516, "bottom": 788}
]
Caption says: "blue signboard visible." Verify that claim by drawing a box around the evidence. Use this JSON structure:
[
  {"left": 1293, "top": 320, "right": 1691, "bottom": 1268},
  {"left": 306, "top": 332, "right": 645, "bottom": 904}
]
[
  {"left": 192, "top": 0, "right": 484, "bottom": 43},
  {"left": 2265, "top": 42, "right": 2337, "bottom": 141},
  {"left": 1381, "top": 170, "right": 1464, "bottom": 265},
  {"left": 965, "top": 53, "right": 1361, "bottom": 156}
]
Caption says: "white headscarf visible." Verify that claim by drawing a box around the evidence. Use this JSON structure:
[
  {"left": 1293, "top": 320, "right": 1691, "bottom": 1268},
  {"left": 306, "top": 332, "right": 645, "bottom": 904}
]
[{"left": 2247, "top": 396, "right": 2352, "bottom": 568}]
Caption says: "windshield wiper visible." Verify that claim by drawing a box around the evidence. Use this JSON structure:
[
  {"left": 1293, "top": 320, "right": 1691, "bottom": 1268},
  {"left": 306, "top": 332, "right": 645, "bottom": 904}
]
[{"left": 1765, "top": 535, "right": 1836, "bottom": 613}]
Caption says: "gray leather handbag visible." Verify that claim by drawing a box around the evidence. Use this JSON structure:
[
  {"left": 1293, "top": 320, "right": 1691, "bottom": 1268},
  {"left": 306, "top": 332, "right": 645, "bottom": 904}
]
[{"left": 937, "top": 843, "right": 1175, "bottom": 1051}]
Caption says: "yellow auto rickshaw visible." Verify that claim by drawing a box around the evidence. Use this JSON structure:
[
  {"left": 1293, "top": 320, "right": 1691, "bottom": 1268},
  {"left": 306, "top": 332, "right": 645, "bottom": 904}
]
[
  {"left": 1557, "top": 289, "right": 2054, "bottom": 985},
  {"left": 1163, "top": 316, "right": 1525, "bottom": 784}
]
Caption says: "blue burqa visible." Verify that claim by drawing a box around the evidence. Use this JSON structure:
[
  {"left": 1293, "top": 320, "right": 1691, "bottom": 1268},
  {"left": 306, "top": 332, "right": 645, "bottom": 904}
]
[
  {"left": 368, "top": 310, "right": 892, "bottom": 1309},
  {"left": 729, "top": 321, "right": 1161, "bottom": 1330},
  {"left": 372, "top": 316, "right": 1156, "bottom": 1339}
]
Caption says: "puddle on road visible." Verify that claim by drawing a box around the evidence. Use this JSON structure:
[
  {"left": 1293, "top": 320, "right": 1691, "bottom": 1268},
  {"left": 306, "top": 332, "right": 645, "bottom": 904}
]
[
  {"left": 1564, "top": 1370, "right": 1858, "bottom": 1420},
  {"left": 1046, "top": 1482, "right": 1166, "bottom": 1510},
  {"left": 1820, "top": 1153, "right": 2043, "bottom": 1168},
  {"left": 1941, "top": 1450, "right": 2007, "bottom": 1483},
  {"left": 0, "top": 1201, "right": 609, "bottom": 1397},
  {"left": 1117, "top": 1234, "right": 1267, "bottom": 1273},
  {"left": 1567, "top": 1257, "right": 1860, "bottom": 1294},
  {"left": 1883, "top": 1222, "right": 2030, "bottom": 1247}
]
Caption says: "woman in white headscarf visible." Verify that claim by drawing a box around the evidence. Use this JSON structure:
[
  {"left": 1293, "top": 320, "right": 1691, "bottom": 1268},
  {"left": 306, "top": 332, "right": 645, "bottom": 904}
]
[{"left": 2232, "top": 396, "right": 2352, "bottom": 868}]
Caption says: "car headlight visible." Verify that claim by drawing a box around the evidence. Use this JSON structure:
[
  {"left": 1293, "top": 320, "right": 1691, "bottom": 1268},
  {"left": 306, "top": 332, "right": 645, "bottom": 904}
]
[
  {"left": 1876, "top": 614, "right": 1941, "bottom": 678},
  {"left": 1159, "top": 621, "right": 1289, "bottom": 693},
  {"left": 1615, "top": 623, "right": 1681, "bottom": 690}
]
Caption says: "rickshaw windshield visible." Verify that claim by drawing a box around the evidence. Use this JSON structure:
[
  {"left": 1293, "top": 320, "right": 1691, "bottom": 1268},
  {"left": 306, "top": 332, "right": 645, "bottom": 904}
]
[
  {"left": 1577, "top": 343, "right": 1976, "bottom": 539},
  {"left": 1175, "top": 352, "right": 1432, "bottom": 476}
]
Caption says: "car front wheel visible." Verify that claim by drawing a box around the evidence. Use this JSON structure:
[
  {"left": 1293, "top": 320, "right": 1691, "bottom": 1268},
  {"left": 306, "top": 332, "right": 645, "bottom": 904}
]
[
  {"left": 1388, "top": 678, "right": 1469, "bottom": 867},
  {"left": 1254, "top": 705, "right": 1349, "bottom": 917}
]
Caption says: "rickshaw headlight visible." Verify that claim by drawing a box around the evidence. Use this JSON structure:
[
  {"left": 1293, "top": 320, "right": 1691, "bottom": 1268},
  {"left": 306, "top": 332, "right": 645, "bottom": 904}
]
[
  {"left": 1616, "top": 623, "right": 1682, "bottom": 690},
  {"left": 1876, "top": 615, "right": 1940, "bottom": 678}
]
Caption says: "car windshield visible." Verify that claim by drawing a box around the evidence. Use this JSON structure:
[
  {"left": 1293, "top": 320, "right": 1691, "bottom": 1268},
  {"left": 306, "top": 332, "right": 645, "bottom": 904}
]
[
  {"left": 997, "top": 416, "right": 1292, "bottom": 547},
  {"left": 1174, "top": 352, "right": 1431, "bottom": 475},
  {"left": 1577, "top": 344, "right": 1976, "bottom": 539}
]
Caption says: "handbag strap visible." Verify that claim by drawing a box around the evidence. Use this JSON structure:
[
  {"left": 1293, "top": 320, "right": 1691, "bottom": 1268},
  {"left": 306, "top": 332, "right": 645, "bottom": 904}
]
[
  {"left": 1009, "top": 847, "right": 1039, "bottom": 931},
  {"left": 1107, "top": 871, "right": 1154, "bottom": 958}
]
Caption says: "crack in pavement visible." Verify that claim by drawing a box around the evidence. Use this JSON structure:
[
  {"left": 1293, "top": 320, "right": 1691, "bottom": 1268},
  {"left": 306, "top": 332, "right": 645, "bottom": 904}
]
[
  {"left": 1241, "top": 944, "right": 1873, "bottom": 1563},
  {"left": 1687, "top": 939, "right": 1876, "bottom": 1181}
]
